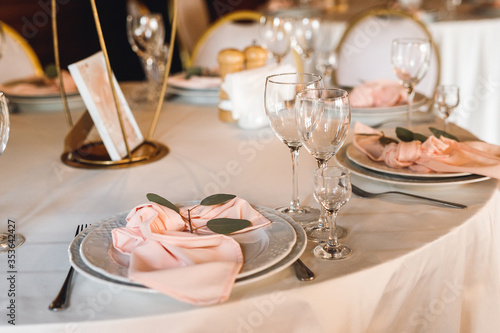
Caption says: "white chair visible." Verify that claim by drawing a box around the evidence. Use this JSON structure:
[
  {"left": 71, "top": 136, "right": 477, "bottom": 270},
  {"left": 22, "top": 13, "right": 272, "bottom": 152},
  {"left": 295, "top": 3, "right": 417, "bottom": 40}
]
[
  {"left": 0, "top": 21, "right": 43, "bottom": 84},
  {"left": 189, "top": 10, "right": 262, "bottom": 69},
  {"left": 333, "top": 7, "right": 440, "bottom": 98}
]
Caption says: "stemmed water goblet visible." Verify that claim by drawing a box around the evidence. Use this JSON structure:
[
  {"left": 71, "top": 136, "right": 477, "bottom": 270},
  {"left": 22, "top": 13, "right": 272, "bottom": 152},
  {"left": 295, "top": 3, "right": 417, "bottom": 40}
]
[
  {"left": 434, "top": 84, "right": 459, "bottom": 132},
  {"left": 259, "top": 15, "right": 293, "bottom": 64},
  {"left": 0, "top": 92, "right": 25, "bottom": 253},
  {"left": 391, "top": 38, "right": 431, "bottom": 129},
  {"left": 295, "top": 88, "right": 350, "bottom": 242},
  {"left": 126, "top": 13, "right": 166, "bottom": 102},
  {"left": 264, "top": 73, "right": 323, "bottom": 224},
  {"left": 313, "top": 167, "right": 352, "bottom": 260},
  {"left": 291, "top": 17, "right": 321, "bottom": 72}
]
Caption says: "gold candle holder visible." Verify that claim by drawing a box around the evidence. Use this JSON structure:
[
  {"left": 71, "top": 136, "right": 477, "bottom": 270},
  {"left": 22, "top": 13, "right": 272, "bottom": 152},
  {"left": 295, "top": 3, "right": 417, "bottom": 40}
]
[{"left": 52, "top": 0, "right": 178, "bottom": 169}]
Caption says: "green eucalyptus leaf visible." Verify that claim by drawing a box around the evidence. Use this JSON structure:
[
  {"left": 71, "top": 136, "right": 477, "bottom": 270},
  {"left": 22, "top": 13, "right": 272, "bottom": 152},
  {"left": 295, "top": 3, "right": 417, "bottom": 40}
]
[
  {"left": 200, "top": 194, "right": 236, "bottom": 206},
  {"left": 395, "top": 127, "right": 414, "bottom": 142},
  {"left": 413, "top": 132, "right": 428, "bottom": 143},
  {"left": 379, "top": 136, "right": 399, "bottom": 146},
  {"left": 146, "top": 193, "right": 180, "bottom": 214},
  {"left": 206, "top": 218, "right": 251, "bottom": 234},
  {"left": 429, "top": 127, "right": 459, "bottom": 142},
  {"left": 44, "top": 64, "right": 58, "bottom": 78}
]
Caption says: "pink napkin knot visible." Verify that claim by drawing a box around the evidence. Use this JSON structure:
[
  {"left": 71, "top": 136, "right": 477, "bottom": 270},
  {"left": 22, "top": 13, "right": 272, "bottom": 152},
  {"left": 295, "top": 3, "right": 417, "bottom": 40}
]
[
  {"left": 111, "top": 197, "right": 270, "bottom": 305},
  {"left": 353, "top": 122, "right": 500, "bottom": 178},
  {"left": 349, "top": 79, "right": 407, "bottom": 108}
]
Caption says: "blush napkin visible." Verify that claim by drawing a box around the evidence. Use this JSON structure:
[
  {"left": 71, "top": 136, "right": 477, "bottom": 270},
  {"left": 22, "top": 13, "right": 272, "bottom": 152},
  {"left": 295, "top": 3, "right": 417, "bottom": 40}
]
[
  {"left": 111, "top": 197, "right": 270, "bottom": 305},
  {"left": 353, "top": 122, "right": 500, "bottom": 179},
  {"left": 349, "top": 79, "right": 408, "bottom": 108}
]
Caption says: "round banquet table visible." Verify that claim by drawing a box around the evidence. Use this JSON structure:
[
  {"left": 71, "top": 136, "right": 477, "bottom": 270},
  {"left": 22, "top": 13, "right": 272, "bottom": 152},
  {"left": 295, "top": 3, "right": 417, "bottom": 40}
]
[{"left": 1, "top": 83, "right": 500, "bottom": 333}]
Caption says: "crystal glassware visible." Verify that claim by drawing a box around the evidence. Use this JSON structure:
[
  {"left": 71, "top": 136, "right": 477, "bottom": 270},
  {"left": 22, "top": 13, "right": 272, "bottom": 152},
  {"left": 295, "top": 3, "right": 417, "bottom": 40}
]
[
  {"left": 0, "top": 92, "right": 25, "bottom": 253},
  {"left": 264, "top": 73, "right": 323, "bottom": 224},
  {"left": 391, "top": 38, "right": 431, "bottom": 129},
  {"left": 434, "top": 84, "right": 459, "bottom": 132},
  {"left": 259, "top": 15, "right": 293, "bottom": 64},
  {"left": 313, "top": 167, "right": 352, "bottom": 260},
  {"left": 295, "top": 88, "right": 351, "bottom": 242},
  {"left": 126, "top": 13, "right": 166, "bottom": 102}
]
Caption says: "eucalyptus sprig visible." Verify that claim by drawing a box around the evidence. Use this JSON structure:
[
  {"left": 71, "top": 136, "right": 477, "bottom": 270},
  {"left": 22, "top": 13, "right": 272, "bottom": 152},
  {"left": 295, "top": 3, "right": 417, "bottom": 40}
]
[
  {"left": 395, "top": 127, "right": 428, "bottom": 143},
  {"left": 146, "top": 193, "right": 251, "bottom": 235}
]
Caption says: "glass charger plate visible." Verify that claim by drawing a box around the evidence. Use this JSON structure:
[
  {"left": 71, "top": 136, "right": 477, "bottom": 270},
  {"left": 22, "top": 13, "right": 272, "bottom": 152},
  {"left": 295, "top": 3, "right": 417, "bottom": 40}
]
[
  {"left": 346, "top": 144, "right": 470, "bottom": 178},
  {"left": 69, "top": 207, "right": 306, "bottom": 292},
  {"left": 351, "top": 92, "right": 428, "bottom": 115},
  {"left": 336, "top": 145, "right": 489, "bottom": 186}
]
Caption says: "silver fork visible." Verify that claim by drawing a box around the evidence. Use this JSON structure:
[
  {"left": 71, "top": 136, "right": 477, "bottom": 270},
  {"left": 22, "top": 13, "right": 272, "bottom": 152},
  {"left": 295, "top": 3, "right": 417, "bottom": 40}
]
[
  {"left": 352, "top": 184, "right": 467, "bottom": 209},
  {"left": 48, "top": 224, "right": 89, "bottom": 311}
]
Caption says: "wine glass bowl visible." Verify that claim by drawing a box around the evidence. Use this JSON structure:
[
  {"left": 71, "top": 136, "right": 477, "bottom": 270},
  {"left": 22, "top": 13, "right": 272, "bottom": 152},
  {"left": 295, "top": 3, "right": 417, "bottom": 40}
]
[
  {"left": 259, "top": 15, "right": 293, "bottom": 64},
  {"left": 126, "top": 13, "right": 166, "bottom": 102},
  {"left": 391, "top": 38, "right": 431, "bottom": 129},
  {"left": 295, "top": 88, "right": 351, "bottom": 242},
  {"left": 434, "top": 84, "right": 459, "bottom": 132},
  {"left": 291, "top": 17, "right": 321, "bottom": 60},
  {"left": 0, "top": 92, "right": 25, "bottom": 253},
  {"left": 313, "top": 167, "right": 352, "bottom": 260},
  {"left": 264, "top": 73, "right": 323, "bottom": 223}
]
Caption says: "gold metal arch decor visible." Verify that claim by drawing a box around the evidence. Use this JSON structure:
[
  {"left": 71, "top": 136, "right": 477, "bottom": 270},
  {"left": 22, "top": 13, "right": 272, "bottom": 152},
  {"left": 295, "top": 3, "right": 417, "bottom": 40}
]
[{"left": 52, "top": 0, "right": 178, "bottom": 169}]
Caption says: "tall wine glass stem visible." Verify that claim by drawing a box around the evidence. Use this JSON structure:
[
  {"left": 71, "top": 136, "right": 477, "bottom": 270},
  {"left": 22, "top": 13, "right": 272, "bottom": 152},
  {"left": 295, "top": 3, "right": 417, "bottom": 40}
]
[
  {"left": 326, "top": 210, "right": 340, "bottom": 249},
  {"left": 406, "top": 83, "right": 415, "bottom": 129},
  {"left": 317, "top": 159, "right": 328, "bottom": 228},
  {"left": 289, "top": 145, "right": 301, "bottom": 212}
]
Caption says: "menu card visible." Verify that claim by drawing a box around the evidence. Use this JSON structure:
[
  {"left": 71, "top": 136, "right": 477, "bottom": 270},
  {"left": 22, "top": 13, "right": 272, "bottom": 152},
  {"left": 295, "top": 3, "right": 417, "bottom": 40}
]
[{"left": 68, "top": 52, "right": 143, "bottom": 161}]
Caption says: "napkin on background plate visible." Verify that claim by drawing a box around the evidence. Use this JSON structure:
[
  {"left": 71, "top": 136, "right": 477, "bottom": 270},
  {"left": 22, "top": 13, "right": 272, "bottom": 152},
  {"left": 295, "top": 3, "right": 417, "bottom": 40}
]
[
  {"left": 349, "top": 79, "right": 407, "bottom": 108},
  {"left": 353, "top": 122, "right": 500, "bottom": 178},
  {"left": 111, "top": 197, "right": 270, "bottom": 305},
  {"left": 168, "top": 72, "right": 221, "bottom": 90},
  {"left": 0, "top": 70, "right": 78, "bottom": 96},
  {"left": 221, "top": 63, "right": 296, "bottom": 129}
]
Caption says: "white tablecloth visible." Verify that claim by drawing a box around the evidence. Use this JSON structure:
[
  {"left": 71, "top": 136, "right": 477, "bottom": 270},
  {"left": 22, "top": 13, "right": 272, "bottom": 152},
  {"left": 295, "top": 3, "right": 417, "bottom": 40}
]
[{"left": 1, "top": 85, "right": 500, "bottom": 332}]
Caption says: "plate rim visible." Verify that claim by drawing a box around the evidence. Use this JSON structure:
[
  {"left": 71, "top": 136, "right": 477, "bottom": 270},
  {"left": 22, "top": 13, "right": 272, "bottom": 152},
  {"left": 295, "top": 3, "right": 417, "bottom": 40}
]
[
  {"left": 336, "top": 144, "right": 489, "bottom": 186},
  {"left": 346, "top": 143, "right": 471, "bottom": 179}
]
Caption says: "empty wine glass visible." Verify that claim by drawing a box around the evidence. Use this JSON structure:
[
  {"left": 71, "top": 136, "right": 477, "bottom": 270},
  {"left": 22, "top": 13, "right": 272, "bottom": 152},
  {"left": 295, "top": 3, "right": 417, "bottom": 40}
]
[
  {"left": 259, "top": 15, "right": 293, "bottom": 64},
  {"left": 391, "top": 38, "right": 431, "bottom": 129},
  {"left": 0, "top": 92, "right": 25, "bottom": 253},
  {"left": 313, "top": 167, "right": 352, "bottom": 260},
  {"left": 265, "top": 73, "right": 323, "bottom": 224},
  {"left": 291, "top": 17, "right": 321, "bottom": 60},
  {"left": 126, "top": 13, "right": 166, "bottom": 102},
  {"left": 295, "top": 88, "right": 350, "bottom": 242},
  {"left": 434, "top": 84, "right": 459, "bottom": 132}
]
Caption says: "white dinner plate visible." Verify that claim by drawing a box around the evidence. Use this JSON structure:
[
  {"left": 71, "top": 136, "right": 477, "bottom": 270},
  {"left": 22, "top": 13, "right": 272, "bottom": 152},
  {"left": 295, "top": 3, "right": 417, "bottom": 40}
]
[
  {"left": 167, "top": 72, "right": 220, "bottom": 92},
  {"left": 6, "top": 92, "right": 86, "bottom": 113},
  {"left": 351, "top": 92, "right": 428, "bottom": 115},
  {"left": 336, "top": 145, "right": 489, "bottom": 186},
  {"left": 69, "top": 207, "right": 306, "bottom": 292},
  {"left": 346, "top": 144, "right": 471, "bottom": 178}
]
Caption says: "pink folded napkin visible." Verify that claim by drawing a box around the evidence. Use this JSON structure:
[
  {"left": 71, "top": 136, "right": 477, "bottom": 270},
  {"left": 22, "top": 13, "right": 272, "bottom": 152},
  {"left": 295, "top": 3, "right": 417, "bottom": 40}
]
[
  {"left": 168, "top": 73, "right": 221, "bottom": 90},
  {"left": 0, "top": 70, "right": 78, "bottom": 96},
  {"left": 111, "top": 197, "right": 270, "bottom": 305},
  {"left": 353, "top": 122, "right": 500, "bottom": 178},
  {"left": 349, "top": 79, "right": 407, "bottom": 108}
]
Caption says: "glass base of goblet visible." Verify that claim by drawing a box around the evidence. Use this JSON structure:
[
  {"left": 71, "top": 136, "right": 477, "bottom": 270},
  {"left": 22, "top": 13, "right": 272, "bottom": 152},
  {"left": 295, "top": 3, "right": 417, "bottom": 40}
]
[
  {"left": 303, "top": 223, "right": 348, "bottom": 243},
  {"left": 276, "top": 206, "right": 320, "bottom": 224},
  {"left": 313, "top": 243, "right": 351, "bottom": 260},
  {"left": 0, "top": 233, "right": 25, "bottom": 254}
]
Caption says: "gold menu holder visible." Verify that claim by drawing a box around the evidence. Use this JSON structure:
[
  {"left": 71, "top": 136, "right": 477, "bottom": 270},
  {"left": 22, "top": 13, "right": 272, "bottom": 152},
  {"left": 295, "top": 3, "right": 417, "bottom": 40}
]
[{"left": 52, "top": 0, "right": 178, "bottom": 169}]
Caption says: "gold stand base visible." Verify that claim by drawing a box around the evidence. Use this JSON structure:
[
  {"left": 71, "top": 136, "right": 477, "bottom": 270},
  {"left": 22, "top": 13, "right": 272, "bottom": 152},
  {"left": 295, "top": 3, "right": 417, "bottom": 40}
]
[{"left": 61, "top": 140, "right": 169, "bottom": 169}]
